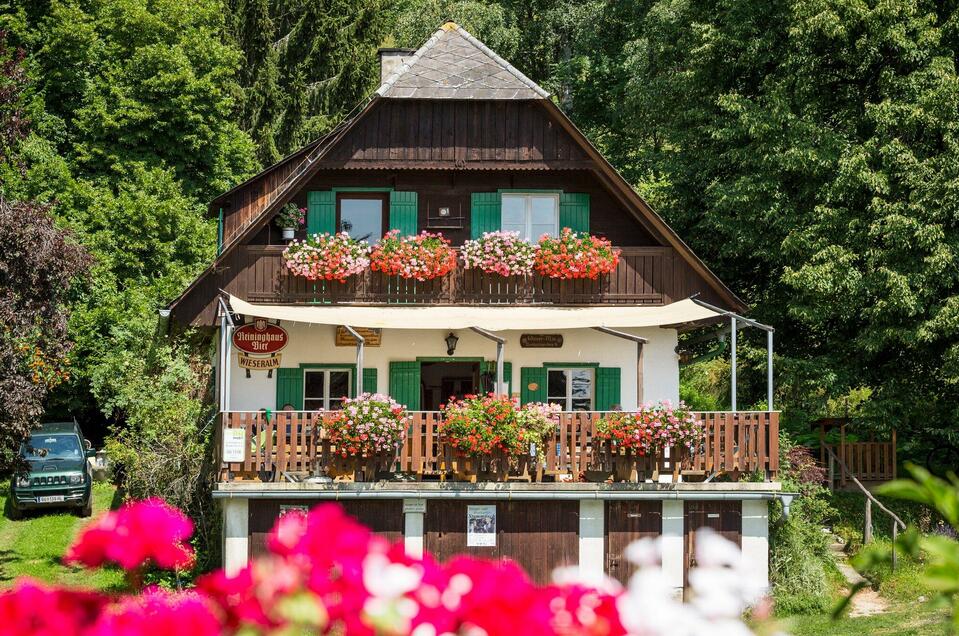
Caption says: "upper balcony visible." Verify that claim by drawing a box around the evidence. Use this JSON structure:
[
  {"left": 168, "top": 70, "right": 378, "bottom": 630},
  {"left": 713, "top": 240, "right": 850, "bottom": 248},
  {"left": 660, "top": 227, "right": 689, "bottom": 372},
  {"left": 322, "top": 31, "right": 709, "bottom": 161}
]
[{"left": 227, "top": 245, "right": 710, "bottom": 306}]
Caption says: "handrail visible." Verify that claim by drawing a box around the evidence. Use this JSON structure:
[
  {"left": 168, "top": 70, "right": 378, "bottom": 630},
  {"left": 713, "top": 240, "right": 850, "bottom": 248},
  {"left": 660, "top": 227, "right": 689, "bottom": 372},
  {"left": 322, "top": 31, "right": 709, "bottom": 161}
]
[{"left": 822, "top": 444, "right": 905, "bottom": 530}]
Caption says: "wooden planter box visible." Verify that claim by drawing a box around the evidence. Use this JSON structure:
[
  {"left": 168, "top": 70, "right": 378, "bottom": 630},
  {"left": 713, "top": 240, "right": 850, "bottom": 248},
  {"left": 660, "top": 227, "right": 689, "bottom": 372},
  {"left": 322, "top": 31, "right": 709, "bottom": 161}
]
[
  {"left": 447, "top": 448, "right": 534, "bottom": 482},
  {"left": 590, "top": 442, "right": 686, "bottom": 482}
]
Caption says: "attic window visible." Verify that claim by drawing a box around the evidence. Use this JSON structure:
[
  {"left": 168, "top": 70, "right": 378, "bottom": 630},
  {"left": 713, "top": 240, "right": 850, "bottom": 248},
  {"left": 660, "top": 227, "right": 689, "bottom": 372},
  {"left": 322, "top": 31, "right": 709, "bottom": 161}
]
[{"left": 501, "top": 193, "right": 559, "bottom": 241}]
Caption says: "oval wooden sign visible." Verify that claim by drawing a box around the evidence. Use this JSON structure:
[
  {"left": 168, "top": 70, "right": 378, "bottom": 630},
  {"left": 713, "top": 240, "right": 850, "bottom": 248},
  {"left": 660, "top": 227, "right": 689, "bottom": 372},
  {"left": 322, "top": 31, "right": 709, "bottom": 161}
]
[{"left": 232, "top": 320, "right": 288, "bottom": 354}]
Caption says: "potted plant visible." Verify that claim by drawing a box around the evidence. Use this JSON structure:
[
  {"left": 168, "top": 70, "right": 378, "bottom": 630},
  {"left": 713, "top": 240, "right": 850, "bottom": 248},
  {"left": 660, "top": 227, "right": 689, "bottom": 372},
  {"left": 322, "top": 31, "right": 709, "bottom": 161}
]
[
  {"left": 281, "top": 232, "right": 370, "bottom": 282},
  {"left": 460, "top": 231, "right": 537, "bottom": 277},
  {"left": 595, "top": 401, "right": 703, "bottom": 482},
  {"left": 322, "top": 393, "right": 410, "bottom": 481},
  {"left": 516, "top": 401, "right": 561, "bottom": 480},
  {"left": 370, "top": 230, "right": 457, "bottom": 281},
  {"left": 534, "top": 228, "right": 621, "bottom": 279},
  {"left": 439, "top": 394, "right": 528, "bottom": 481},
  {"left": 275, "top": 202, "right": 306, "bottom": 240}
]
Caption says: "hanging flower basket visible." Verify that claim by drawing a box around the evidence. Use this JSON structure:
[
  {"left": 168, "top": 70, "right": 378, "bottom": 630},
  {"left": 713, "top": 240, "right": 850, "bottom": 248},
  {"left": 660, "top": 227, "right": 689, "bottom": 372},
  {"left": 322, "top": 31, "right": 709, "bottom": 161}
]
[
  {"left": 534, "top": 228, "right": 621, "bottom": 279},
  {"left": 460, "top": 231, "right": 537, "bottom": 277},
  {"left": 275, "top": 202, "right": 306, "bottom": 240},
  {"left": 370, "top": 230, "right": 457, "bottom": 281},
  {"left": 282, "top": 232, "right": 370, "bottom": 282}
]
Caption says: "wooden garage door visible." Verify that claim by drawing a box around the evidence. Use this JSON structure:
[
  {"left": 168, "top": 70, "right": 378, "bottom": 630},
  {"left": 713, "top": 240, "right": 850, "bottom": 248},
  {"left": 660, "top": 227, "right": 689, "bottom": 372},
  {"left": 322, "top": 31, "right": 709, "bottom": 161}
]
[
  {"left": 248, "top": 499, "right": 404, "bottom": 558},
  {"left": 683, "top": 500, "right": 741, "bottom": 588},
  {"left": 424, "top": 500, "right": 578, "bottom": 584},
  {"left": 605, "top": 501, "right": 662, "bottom": 585}
]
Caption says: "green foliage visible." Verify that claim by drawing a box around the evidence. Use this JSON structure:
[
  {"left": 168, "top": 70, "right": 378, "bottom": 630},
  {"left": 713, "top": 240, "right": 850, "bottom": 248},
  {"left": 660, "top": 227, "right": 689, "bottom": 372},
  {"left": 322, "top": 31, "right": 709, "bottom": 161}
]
[{"left": 831, "top": 490, "right": 946, "bottom": 552}]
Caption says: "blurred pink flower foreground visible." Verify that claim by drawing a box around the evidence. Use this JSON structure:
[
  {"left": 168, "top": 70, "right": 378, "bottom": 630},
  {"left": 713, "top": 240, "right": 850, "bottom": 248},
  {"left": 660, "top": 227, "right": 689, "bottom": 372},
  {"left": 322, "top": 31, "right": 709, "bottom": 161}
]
[{"left": 65, "top": 497, "right": 194, "bottom": 571}]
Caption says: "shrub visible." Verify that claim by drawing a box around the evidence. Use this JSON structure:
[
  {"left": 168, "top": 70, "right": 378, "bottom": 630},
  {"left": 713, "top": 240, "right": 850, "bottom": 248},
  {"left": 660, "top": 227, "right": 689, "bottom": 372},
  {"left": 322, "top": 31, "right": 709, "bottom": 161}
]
[
  {"left": 369, "top": 230, "right": 457, "bottom": 280},
  {"left": 323, "top": 393, "right": 410, "bottom": 457},
  {"left": 534, "top": 228, "right": 620, "bottom": 279},
  {"left": 460, "top": 231, "right": 537, "bottom": 277},
  {"left": 282, "top": 232, "right": 370, "bottom": 281}
]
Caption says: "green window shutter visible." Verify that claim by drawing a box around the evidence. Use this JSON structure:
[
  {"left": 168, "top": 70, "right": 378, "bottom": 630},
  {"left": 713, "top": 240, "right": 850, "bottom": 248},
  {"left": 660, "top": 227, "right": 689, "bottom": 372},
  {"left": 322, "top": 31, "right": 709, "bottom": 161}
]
[
  {"left": 483, "top": 361, "right": 513, "bottom": 395},
  {"left": 389, "top": 191, "right": 418, "bottom": 236},
  {"left": 362, "top": 368, "right": 378, "bottom": 394},
  {"left": 276, "top": 368, "right": 304, "bottom": 410},
  {"left": 595, "top": 367, "right": 621, "bottom": 411},
  {"left": 389, "top": 361, "right": 421, "bottom": 411},
  {"left": 559, "top": 192, "right": 590, "bottom": 233},
  {"left": 520, "top": 367, "right": 547, "bottom": 405},
  {"left": 307, "top": 191, "right": 335, "bottom": 235},
  {"left": 471, "top": 192, "right": 501, "bottom": 239}
]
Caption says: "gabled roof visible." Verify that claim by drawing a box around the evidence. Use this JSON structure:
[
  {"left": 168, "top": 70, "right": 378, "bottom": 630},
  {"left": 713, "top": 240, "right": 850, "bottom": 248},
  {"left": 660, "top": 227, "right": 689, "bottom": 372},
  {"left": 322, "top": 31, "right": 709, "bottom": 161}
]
[{"left": 377, "top": 22, "right": 549, "bottom": 100}]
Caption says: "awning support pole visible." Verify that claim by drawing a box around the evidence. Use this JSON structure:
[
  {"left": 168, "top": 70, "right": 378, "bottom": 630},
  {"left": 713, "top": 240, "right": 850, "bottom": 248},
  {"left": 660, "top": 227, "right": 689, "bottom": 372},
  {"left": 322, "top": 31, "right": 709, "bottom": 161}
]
[
  {"left": 343, "top": 326, "right": 365, "bottom": 393},
  {"left": 730, "top": 316, "right": 737, "bottom": 412},
  {"left": 470, "top": 327, "right": 506, "bottom": 395},
  {"left": 217, "top": 297, "right": 236, "bottom": 413},
  {"left": 592, "top": 327, "right": 648, "bottom": 408},
  {"left": 767, "top": 329, "right": 774, "bottom": 411}
]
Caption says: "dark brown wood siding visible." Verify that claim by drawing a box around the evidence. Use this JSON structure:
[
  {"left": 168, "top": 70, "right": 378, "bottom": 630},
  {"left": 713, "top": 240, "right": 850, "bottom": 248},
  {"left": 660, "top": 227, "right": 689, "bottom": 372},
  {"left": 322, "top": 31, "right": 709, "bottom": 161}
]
[
  {"left": 248, "top": 499, "right": 403, "bottom": 559},
  {"left": 683, "top": 501, "right": 742, "bottom": 589},
  {"left": 324, "top": 100, "right": 590, "bottom": 169},
  {"left": 424, "top": 500, "right": 579, "bottom": 584},
  {"left": 605, "top": 501, "right": 663, "bottom": 585}
]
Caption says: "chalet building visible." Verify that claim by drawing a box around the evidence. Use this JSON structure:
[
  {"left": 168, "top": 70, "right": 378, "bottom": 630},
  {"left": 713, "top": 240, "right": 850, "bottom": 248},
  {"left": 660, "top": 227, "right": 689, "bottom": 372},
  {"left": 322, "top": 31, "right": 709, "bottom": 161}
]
[{"left": 169, "top": 23, "right": 788, "bottom": 592}]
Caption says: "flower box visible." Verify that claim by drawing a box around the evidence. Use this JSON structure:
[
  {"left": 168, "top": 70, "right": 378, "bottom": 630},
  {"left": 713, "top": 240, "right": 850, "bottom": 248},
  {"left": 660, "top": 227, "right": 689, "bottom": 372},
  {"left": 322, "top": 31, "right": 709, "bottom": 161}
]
[
  {"left": 370, "top": 230, "right": 457, "bottom": 281},
  {"left": 534, "top": 228, "right": 621, "bottom": 279},
  {"left": 461, "top": 231, "right": 537, "bottom": 277},
  {"left": 282, "top": 232, "right": 370, "bottom": 281}
]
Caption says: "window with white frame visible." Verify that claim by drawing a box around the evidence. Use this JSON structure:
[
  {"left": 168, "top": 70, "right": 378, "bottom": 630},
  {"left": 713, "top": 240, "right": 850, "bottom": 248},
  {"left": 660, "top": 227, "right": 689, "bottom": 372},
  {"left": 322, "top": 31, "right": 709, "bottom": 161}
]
[
  {"left": 546, "top": 368, "right": 594, "bottom": 411},
  {"left": 303, "top": 368, "right": 351, "bottom": 411},
  {"left": 501, "top": 193, "right": 559, "bottom": 241}
]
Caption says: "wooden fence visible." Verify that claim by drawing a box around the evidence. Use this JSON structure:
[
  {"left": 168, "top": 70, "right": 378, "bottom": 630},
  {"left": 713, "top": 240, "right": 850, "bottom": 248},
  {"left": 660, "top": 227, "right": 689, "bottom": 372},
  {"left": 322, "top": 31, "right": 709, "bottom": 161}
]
[
  {"left": 219, "top": 410, "right": 779, "bottom": 483},
  {"left": 823, "top": 441, "right": 896, "bottom": 485}
]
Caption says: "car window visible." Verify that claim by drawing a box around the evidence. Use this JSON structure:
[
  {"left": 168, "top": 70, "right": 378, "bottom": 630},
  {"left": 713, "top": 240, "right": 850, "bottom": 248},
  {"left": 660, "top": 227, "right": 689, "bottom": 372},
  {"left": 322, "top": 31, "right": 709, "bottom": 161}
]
[{"left": 24, "top": 434, "right": 82, "bottom": 460}]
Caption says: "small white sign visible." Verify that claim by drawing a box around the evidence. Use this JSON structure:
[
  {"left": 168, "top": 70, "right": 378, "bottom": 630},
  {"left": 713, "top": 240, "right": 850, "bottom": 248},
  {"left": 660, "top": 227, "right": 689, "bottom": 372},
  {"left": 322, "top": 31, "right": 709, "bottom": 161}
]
[
  {"left": 280, "top": 504, "right": 309, "bottom": 516},
  {"left": 403, "top": 498, "right": 426, "bottom": 514},
  {"left": 222, "top": 428, "right": 246, "bottom": 463},
  {"left": 467, "top": 505, "right": 496, "bottom": 547}
]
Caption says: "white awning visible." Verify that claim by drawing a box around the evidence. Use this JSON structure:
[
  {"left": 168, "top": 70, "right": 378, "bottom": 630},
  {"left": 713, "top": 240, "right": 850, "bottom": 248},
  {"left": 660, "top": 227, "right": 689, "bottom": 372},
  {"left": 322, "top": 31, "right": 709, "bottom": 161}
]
[{"left": 227, "top": 295, "right": 723, "bottom": 331}]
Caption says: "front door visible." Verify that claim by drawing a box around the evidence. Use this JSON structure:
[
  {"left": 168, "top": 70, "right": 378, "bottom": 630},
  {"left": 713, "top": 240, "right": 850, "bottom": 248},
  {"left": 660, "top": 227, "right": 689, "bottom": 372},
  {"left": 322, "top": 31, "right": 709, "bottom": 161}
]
[{"left": 420, "top": 361, "right": 480, "bottom": 410}]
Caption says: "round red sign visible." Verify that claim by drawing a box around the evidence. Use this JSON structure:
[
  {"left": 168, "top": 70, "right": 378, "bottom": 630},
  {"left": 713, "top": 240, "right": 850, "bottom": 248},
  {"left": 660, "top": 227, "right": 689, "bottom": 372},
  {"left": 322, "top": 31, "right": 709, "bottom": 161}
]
[{"left": 232, "top": 320, "right": 288, "bottom": 354}]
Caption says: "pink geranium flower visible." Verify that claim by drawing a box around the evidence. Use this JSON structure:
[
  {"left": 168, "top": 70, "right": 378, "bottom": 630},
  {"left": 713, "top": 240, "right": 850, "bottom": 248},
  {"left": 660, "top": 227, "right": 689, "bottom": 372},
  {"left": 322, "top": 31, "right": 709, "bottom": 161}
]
[
  {"left": 0, "top": 579, "right": 107, "bottom": 636},
  {"left": 87, "top": 588, "right": 220, "bottom": 636},
  {"left": 65, "top": 498, "right": 194, "bottom": 571}
]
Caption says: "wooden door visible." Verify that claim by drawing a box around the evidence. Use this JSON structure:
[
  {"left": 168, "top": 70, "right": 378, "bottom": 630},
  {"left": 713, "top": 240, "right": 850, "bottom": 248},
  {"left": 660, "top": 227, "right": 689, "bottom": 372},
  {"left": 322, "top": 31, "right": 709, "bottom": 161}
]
[
  {"left": 424, "top": 500, "right": 578, "bottom": 584},
  {"left": 683, "top": 500, "right": 741, "bottom": 589},
  {"left": 605, "top": 501, "right": 662, "bottom": 585},
  {"left": 248, "top": 499, "right": 403, "bottom": 558}
]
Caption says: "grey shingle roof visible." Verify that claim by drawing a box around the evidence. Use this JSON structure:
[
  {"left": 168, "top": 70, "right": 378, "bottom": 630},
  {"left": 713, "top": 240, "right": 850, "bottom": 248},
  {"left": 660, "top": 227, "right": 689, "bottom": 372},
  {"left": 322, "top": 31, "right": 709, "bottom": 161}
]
[{"left": 377, "top": 22, "right": 549, "bottom": 100}]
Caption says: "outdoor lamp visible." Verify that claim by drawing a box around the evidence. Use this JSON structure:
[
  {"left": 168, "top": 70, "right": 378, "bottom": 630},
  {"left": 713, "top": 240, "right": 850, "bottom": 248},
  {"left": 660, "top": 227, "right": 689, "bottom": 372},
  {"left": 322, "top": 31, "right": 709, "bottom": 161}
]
[{"left": 445, "top": 332, "right": 459, "bottom": 356}]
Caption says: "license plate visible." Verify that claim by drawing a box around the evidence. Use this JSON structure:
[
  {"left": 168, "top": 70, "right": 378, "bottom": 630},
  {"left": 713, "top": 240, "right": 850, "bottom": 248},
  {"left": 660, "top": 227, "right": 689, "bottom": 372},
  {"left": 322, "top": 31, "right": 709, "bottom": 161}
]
[{"left": 37, "top": 495, "right": 65, "bottom": 503}]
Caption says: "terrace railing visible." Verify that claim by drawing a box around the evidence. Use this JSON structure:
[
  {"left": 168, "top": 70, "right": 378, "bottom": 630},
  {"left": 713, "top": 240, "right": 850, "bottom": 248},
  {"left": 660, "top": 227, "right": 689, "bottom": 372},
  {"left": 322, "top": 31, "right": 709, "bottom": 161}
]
[{"left": 218, "top": 410, "right": 779, "bottom": 483}]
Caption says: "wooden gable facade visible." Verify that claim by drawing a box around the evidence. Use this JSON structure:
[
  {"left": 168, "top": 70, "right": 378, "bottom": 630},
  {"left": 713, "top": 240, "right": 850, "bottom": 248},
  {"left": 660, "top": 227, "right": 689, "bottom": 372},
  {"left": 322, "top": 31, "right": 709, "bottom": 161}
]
[{"left": 171, "top": 29, "right": 743, "bottom": 328}]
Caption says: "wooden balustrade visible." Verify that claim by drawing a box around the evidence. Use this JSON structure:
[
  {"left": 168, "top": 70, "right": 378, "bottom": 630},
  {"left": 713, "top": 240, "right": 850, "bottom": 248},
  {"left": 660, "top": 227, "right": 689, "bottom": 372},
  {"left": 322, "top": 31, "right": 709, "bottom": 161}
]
[
  {"left": 823, "top": 441, "right": 896, "bottom": 484},
  {"left": 219, "top": 410, "right": 779, "bottom": 483}
]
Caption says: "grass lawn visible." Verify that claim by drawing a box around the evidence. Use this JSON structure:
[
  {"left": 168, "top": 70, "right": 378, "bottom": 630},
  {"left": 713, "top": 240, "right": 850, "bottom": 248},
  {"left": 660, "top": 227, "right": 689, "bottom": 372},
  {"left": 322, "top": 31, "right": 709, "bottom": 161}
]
[
  {"left": 0, "top": 482, "right": 126, "bottom": 591},
  {"left": 784, "top": 602, "right": 950, "bottom": 635}
]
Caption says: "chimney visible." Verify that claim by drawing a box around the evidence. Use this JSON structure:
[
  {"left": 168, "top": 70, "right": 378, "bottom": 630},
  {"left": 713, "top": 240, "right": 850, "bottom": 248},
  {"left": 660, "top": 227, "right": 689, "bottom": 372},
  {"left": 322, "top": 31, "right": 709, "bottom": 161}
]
[{"left": 378, "top": 48, "right": 415, "bottom": 85}]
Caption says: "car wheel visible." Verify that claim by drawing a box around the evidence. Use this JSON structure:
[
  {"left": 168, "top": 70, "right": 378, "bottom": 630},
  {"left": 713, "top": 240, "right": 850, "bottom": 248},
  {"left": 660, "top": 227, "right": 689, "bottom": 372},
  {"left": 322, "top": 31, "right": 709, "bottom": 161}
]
[
  {"left": 8, "top": 503, "right": 22, "bottom": 520},
  {"left": 78, "top": 499, "right": 93, "bottom": 518}
]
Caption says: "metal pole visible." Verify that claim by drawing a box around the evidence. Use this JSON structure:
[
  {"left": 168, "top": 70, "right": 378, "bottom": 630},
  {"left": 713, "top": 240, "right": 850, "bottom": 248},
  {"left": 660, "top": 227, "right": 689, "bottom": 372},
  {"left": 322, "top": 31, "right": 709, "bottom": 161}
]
[
  {"left": 730, "top": 316, "right": 737, "bottom": 411},
  {"left": 767, "top": 329, "right": 774, "bottom": 411},
  {"left": 343, "top": 326, "right": 365, "bottom": 393},
  {"left": 496, "top": 341, "right": 505, "bottom": 396}
]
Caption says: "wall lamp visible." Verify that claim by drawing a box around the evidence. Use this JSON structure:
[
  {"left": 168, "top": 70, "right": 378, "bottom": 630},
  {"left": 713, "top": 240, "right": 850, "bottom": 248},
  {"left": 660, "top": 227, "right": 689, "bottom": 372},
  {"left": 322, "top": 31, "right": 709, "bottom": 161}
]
[{"left": 445, "top": 332, "right": 459, "bottom": 356}]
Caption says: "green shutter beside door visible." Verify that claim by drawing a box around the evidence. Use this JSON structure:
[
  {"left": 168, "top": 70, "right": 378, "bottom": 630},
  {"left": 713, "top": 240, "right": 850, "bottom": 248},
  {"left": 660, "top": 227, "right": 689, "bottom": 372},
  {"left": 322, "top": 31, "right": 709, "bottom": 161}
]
[
  {"left": 471, "top": 192, "right": 501, "bottom": 238},
  {"left": 595, "top": 367, "right": 621, "bottom": 411},
  {"left": 559, "top": 192, "right": 590, "bottom": 233},
  {"left": 389, "top": 191, "right": 418, "bottom": 236},
  {"left": 276, "top": 368, "right": 304, "bottom": 410},
  {"left": 307, "top": 191, "right": 336, "bottom": 235},
  {"left": 483, "top": 361, "right": 513, "bottom": 395},
  {"left": 389, "top": 361, "right": 421, "bottom": 411},
  {"left": 362, "top": 368, "right": 378, "bottom": 394},
  {"left": 520, "top": 367, "right": 547, "bottom": 405}
]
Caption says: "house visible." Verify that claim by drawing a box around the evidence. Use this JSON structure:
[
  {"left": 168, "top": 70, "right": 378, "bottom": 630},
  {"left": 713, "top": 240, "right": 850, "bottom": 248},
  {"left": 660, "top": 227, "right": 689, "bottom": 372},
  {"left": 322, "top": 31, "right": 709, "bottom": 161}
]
[{"left": 169, "top": 22, "right": 786, "bottom": 593}]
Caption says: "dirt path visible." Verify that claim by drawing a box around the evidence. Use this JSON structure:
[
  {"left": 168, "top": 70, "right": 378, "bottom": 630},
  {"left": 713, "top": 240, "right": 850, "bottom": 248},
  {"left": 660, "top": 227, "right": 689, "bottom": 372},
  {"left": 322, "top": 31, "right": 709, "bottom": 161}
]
[{"left": 829, "top": 540, "right": 889, "bottom": 617}]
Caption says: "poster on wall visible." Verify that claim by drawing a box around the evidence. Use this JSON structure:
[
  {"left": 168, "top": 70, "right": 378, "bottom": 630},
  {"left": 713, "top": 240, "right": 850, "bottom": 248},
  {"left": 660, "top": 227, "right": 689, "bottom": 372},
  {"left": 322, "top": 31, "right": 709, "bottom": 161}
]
[
  {"left": 466, "top": 505, "right": 496, "bottom": 547},
  {"left": 222, "top": 429, "right": 246, "bottom": 463}
]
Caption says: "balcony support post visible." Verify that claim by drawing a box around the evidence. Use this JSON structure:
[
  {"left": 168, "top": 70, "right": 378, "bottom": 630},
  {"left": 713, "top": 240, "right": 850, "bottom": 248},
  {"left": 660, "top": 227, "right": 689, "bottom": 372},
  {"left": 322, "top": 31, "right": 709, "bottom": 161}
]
[
  {"left": 470, "top": 327, "right": 506, "bottom": 395},
  {"left": 217, "top": 296, "right": 235, "bottom": 412},
  {"left": 767, "top": 329, "right": 774, "bottom": 411},
  {"left": 730, "top": 316, "right": 737, "bottom": 412},
  {"left": 343, "top": 325, "right": 365, "bottom": 391},
  {"left": 591, "top": 327, "right": 648, "bottom": 408}
]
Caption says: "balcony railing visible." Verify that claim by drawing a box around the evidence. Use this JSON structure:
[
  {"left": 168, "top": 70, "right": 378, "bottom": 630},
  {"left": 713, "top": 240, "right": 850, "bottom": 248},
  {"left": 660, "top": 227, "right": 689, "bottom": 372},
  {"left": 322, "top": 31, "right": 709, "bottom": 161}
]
[
  {"left": 218, "top": 411, "right": 779, "bottom": 483},
  {"left": 228, "top": 245, "right": 696, "bottom": 305}
]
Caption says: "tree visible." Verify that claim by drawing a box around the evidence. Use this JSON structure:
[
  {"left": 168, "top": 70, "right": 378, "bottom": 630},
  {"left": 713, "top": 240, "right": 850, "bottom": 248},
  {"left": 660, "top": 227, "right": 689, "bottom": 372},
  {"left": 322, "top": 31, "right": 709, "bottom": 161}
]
[{"left": 0, "top": 33, "right": 90, "bottom": 470}]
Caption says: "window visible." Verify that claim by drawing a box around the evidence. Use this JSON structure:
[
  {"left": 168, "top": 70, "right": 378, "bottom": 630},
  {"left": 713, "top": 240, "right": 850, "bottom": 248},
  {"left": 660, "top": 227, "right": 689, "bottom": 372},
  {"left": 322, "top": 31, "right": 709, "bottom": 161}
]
[
  {"left": 501, "top": 193, "right": 559, "bottom": 240},
  {"left": 303, "top": 369, "right": 351, "bottom": 411},
  {"left": 337, "top": 193, "right": 388, "bottom": 241},
  {"left": 547, "top": 368, "right": 594, "bottom": 411}
]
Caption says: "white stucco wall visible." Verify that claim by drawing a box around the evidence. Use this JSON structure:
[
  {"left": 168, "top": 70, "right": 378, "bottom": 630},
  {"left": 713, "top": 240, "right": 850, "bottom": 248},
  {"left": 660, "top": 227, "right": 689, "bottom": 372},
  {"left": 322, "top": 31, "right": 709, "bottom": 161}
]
[{"left": 227, "top": 323, "right": 679, "bottom": 412}]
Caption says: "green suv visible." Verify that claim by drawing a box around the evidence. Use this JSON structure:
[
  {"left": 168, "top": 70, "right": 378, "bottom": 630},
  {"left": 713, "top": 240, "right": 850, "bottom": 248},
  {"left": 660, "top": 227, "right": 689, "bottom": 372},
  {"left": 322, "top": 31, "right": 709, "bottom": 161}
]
[{"left": 9, "top": 421, "right": 95, "bottom": 519}]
